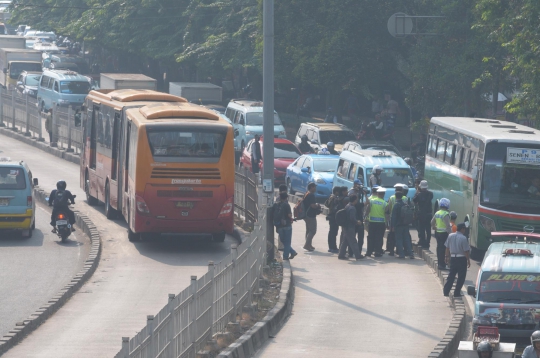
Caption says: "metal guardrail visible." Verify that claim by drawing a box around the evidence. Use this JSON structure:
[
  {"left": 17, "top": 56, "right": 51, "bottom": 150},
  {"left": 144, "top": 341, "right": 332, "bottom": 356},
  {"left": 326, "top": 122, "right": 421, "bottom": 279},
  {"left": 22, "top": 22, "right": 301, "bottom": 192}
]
[
  {"left": 114, "top": 187, "right": 266, "bottom": 358},
  {"left": 234, "top": 166, "right": 259, "bottom": 224},
  {"left": 0, "top": 88, "right": 83, "bottom": 154}
]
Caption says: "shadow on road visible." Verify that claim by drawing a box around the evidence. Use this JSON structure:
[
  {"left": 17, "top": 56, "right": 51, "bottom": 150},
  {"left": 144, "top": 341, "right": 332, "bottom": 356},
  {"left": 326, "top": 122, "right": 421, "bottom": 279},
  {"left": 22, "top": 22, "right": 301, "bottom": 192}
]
[{"left": 0, "top": 229, "right": 44, "bottom": 247}]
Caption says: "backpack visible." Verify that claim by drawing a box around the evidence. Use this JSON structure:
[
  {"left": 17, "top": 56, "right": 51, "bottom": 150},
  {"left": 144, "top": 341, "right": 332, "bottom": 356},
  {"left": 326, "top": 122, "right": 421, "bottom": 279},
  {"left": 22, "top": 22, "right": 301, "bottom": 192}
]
[
  {"left": 53, "top": 190, "right": 69, "bottom": 207},
  {"left": 399, "top": 199, "right": 415, "bottom": 226},
  {"left": 293, "top": 198, "right": 306, "bottom": 220},
  {"left": 335, "top": 208, "right": 348, "bottom": 226},
  {"left": 272, "top": 202, "right": 284, "bottom": 228},
  {"left": 325, "top": 195, "right": 340, "bottom": 217}
]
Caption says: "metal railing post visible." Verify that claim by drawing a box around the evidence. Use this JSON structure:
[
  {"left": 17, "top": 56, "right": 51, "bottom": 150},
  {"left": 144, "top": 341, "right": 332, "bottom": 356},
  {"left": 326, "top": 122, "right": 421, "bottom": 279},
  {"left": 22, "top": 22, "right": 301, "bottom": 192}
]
[
  {"left": 230, "top": 245, "right": 238, "bottom": 320},
  {"left": 11, "top": 90, "right": 16, "bottom": 130},
  {"left": 168, "top": 294, "right": 176, "bottom": 358},
  {"left": 207, "top": 261, "right": 215, "bottom": 333},
  {"left": 51, "top": 103, "right": 58, "bottom": 147},
  {"left": 190, "top": 276, "right": 198, "bottom": 353},
  {"left": 25, "top": 94, "right": 31, "bottom": 136},
  {"left": 0, "top": 88, "right": 4, "bottom": 127},
  {"left": 121, "top": 337, "right": 130, "bottom": 358},
  {"left": 146, "top": 315, "right": 154, "bottom": 358},
  {"left": 67, "top": 106, "right": 73, "bottom": 152},
  {"left": 37, "top": 105, "right": 44, "bottom": 141}
]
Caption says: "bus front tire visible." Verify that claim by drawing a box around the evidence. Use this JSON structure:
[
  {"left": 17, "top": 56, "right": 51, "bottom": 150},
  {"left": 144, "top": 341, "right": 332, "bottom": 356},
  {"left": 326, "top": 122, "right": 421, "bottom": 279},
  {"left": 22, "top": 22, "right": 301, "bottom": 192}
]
[
  {"left": 104, "top": 183, "right": 117, "bottom": 220},
  {"left": 213, "top": 233, "right": 226, "bottom": 243}
]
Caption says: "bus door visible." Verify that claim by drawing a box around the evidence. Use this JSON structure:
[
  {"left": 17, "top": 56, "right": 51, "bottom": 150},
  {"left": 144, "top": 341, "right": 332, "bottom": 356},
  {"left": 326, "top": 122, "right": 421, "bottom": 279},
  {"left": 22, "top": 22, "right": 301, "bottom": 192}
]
[
  {"left": 110, "top": 111, "right": 122, "bottom": 211},
  {"left": 89, "top": 104, "right": 98, "bottom": 170},
  {"left": 122, "top": 120, "right": 131, "bottom": 219}
]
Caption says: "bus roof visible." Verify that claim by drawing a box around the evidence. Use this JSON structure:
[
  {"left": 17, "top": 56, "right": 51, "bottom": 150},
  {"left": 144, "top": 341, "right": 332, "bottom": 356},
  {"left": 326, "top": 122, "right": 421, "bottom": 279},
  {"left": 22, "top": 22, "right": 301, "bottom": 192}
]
[
  {"left": 339, "top": 149, "right": 409, "bottom": 168},
  {"left": 482, "top": 241, "right": 540, "bottom": 273},
  {"left": 431, "top": 117, "right": 539, "bottom": 143},
  {"left": 87, "top": 89, "right": 187, "bottom": 108},
  {"left": 127, "top": 103, "right": 230, "bottom": 126}
]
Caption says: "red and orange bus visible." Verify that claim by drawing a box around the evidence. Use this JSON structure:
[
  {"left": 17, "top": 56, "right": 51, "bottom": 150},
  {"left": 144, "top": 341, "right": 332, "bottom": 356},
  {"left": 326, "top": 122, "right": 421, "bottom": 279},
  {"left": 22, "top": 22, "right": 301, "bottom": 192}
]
[{"left": 80, "top": 89, "right": 235, "bottom": 241}]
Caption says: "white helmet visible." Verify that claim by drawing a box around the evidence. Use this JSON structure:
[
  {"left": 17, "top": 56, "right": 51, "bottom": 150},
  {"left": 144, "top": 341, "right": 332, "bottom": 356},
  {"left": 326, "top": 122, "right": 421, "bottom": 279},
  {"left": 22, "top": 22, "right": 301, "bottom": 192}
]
[
  {"left": 439, "top": 198, "right": 450, "bottom": 209},
  {"left": 373, "top": 165, "right": 383, "bottom": 172},
  {"left": 531, "top": 330, "right": 540, "bottom": 346}
]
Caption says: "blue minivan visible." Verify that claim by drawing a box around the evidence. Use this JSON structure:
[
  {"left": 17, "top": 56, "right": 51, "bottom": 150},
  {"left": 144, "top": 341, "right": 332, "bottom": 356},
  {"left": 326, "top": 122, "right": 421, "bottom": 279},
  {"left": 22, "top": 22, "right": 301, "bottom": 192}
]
[{"left": 37, "top": 69, "right": 91, "bottom": 112}]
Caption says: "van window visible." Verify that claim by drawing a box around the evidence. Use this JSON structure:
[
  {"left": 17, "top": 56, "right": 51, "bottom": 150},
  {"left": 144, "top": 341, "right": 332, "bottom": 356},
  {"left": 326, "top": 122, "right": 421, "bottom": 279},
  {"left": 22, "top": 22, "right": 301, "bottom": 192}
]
[
  {"left": 40, "top": 76, "right": 50, "bottom": 88},
  {"left": 47, "top": 79, "right": 54, "bottom": 90},
  {"left": 298, "top": 126, "right": 307, "bottom": 137},
  {"left": 348, "top": 163, "right": 357, "bottom": 181},
  {"left": 338, "top": 160, "right": 350, "bottom": 178},
  {"left": 54, "top": 81, "right": 59, "bottom": 92},
  {"left": 0, "top": 167, "right": 27, "bottom": 189},
  {"left": 59, "top": 81, "right": 90, "bottom": 95},
  {"left": 225, "top": 108, "right": 233, "bottom": 120}
]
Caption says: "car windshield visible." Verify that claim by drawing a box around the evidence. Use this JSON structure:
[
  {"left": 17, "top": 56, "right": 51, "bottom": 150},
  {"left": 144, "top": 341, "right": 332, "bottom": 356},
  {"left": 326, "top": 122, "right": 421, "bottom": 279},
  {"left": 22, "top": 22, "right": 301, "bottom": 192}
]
[
  {"left": 320, "top": 130, "right": 356, "bottom": 144},
  {"left": 367, "top": 167, "right": 414, "bottom": 188},
  {"left": 246, "top": 113, "right": 282, "bottom": 126},
  {"left": 481, "top": 142, "right": 540, "bottom": 214},
  {"left": 25, "top": 74, "right": 40, "bottom": 86},
  {"left": 59, "top": 81, "right": 90, "bottom": 95},
  {"left": 10, "top": 63, "right": 42, "bottom": 79},
  {"left": 313, "top": 158, "right": 338, "bottom": 172},
  {"left": 147, "top": 127, "right": 226, "bottom": 159},
  {"left": 274, "top": 143, "right": 301, "bottom": 159},
  {"left": 478, "top": 272, "right": 540, "bottom": 304},
  {"left": 0, "top": 167, "right": 26, "bottom": 190}
]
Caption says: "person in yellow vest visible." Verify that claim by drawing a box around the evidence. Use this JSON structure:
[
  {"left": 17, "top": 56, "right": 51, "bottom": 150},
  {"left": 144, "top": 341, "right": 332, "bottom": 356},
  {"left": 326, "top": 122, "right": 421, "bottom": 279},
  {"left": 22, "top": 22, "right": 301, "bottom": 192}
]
[
  {"left": 431, "top": 198, "right": 452, "bottom": 270},
  {"left": 364, "top": 187, "right": 387, "bottom": 257}
]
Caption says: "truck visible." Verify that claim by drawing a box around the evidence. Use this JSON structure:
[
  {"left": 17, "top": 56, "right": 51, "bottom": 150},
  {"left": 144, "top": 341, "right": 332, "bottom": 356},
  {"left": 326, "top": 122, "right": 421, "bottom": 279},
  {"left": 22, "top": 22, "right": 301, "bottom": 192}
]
[
  {"left": 100, "top": 73, "right": 157, "bottom": 90},
  {"left": 0, "top": 48, "right": 42, "bottom": 89},
  {"left": 0, "top": 35, "right": 26, "bottom": 49},
  {"left": 169, "top": 82, "right": 222, "bottom": 103}
]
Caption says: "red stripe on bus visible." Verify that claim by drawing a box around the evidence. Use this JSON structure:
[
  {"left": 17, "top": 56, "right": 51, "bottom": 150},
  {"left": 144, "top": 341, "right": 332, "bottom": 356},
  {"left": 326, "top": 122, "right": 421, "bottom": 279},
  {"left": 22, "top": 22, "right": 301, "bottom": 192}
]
[
  {"left": 478, "top": 206, "right": 540, "bottom": 220},
  {"left": 425, "top": 157, "right": 473, "bottom": 183}
]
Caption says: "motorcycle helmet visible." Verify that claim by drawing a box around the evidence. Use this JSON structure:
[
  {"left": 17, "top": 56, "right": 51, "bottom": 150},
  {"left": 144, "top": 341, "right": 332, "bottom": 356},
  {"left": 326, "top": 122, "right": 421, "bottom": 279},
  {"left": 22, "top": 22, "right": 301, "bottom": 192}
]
[
  {"left": 301, "top": 134, "right": 308, "bottom": 142},
  {"left": 373, "top": 165, "right": 383, "bottom": 173},
  {"left": 318, "top": 148, "right": 329, "bottom": 155},
  {"left": 476, "top": 341, "right": 493, "bottom": 358},
  {"left": 531, "top": 330, "right": 540, "bottom": 346},
  {"left": 450, "top": 211, "right": 457, "bottom": 220},
  {"left": 401, "top": 184, "right": 409, "bottom": 195},
  {"left": 439, "top": 198, "right": 450, "bottom": 210},
  {"left": 56, "top": 180, "right": 67, "bottom": 190},
  {"left": 327, "top": 142, "right": 335, "bottom": 149},
  {"left": 404, "top": 157, "right": 412, "bottom": 166}
]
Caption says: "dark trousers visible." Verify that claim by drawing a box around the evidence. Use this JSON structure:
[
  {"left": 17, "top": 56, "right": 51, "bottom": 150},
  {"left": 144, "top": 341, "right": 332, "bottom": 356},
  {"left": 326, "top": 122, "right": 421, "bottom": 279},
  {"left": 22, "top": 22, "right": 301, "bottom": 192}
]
[
  {"left": 327, "top": 216, "right": 339, "bottom": 250},
  {"left": 367, "top": 222, "right": 386, "bottom": 255},
  {"left": 417, "top": 214, "right": 432, "bottom": 248},
  {"left": 356, "top": 225, "right": 364, "bottom": 253},
  {"left": 338, "top": 226, "right": 362, "bottom": 259},
  {"left": 386, "top": 231, "right": 395, "bottom": 254},
  {"left": 435, "top": 232, "right": 449, "bottom": 268},
  {"left": 443, "top": 257, "right": 467, "bottom": 295}
]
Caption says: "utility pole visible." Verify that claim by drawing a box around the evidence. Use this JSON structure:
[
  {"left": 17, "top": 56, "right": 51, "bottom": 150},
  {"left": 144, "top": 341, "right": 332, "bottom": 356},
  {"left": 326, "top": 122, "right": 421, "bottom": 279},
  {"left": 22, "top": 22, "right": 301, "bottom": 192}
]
[{"left": 262, "top": 0, "right": 275, "bottom": 262}]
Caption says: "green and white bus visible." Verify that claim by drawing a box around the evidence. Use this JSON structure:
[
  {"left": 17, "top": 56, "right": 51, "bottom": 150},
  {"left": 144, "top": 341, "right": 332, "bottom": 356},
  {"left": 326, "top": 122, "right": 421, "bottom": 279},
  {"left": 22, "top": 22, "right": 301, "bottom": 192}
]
[{"left": 424, "top": 117, "right": 540, "bottom": 258}]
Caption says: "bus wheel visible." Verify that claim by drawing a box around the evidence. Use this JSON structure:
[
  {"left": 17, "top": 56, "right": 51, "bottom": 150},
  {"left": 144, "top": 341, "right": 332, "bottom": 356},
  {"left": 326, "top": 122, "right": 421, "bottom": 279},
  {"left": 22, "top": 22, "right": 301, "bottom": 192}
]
[
  {"left": 470, "top": 246, "right": 484, "bottom": 261},
  {"left": 85, "top": 173, "right": 98, "bottom": 206},
  {"left": 213, "top": 233, "right": 226, "bottom": 243},
  {"left": 128, "top": 228, "right": 140, "bottom": 242},
  {"left": 104, "top": 183, "right": 117, "bottom": 220}
]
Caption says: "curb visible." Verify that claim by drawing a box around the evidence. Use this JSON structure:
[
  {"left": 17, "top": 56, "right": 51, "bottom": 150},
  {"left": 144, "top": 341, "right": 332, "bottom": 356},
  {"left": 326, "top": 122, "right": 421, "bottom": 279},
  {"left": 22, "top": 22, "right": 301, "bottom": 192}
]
[
  {"left": 0, "top": 187, "right": 101, "bottom": 355},
  {"left": 0, "top": 127, "right": 81, "bottom": 165},
  {"left": 217, "top": 229, "right": 294, "bottom": 358},
  {"left": 413, "top": 244, "right": 466, "bottom": 358}
]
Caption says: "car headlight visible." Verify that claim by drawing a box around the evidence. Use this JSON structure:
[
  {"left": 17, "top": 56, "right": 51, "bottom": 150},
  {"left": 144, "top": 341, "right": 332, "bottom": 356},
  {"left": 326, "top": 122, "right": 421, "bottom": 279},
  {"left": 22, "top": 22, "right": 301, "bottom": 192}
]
[
  {"left": 315, "top": 176, "right": 326, "bottom": 184},
  {"left": 479, "top": 215, "right": 496, "bottom": 232}
]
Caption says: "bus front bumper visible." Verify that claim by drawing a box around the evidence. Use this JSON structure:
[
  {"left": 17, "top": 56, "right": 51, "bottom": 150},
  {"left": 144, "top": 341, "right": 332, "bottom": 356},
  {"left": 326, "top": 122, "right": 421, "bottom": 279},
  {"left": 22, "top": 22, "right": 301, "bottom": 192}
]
[{"left": 134, "top": 215, "right": 234, "bottom": 235}]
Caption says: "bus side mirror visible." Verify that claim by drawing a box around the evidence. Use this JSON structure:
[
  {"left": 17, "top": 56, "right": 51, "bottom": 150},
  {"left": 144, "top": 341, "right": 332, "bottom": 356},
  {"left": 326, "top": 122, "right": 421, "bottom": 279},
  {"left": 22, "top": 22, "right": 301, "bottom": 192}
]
[
  {"left": 33, "top": 178, "right": 39, "bottom": 186},
  {"left": 467, "top": 285, "right": 476, "bottom": 297}
]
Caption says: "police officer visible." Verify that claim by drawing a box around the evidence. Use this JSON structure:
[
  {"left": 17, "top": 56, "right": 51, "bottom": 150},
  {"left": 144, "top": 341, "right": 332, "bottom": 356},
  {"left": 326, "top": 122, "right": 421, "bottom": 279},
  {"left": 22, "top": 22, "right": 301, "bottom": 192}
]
[
  {"left": 385, "top": 183, "right": 405, "bottom": 256},
  {"left": 298, "top": 135, "right": 313, "bottom": 153},
  {"left": 476, "top": 341, "right": 493, "bottom": 358},
  {"left": 369, "top": 165, "right": 383, "bottom": 188},
  {"left": 364, "top": 187, "right": 387, "bottom": 257},
  {"left": 413, "top": 180, "right": 434, "bottom": 248},
  {"left": 432, "top": 198, "right": 452, "bottom": 270},
  {"left": 522, "top": 330, "right": 540, "bottom": 358},
  {"left": 443, "top": 223, "right": 470, "bottom": 297},
  {"left": 348, "top": 179, "right": 366, "bottom": 257},
  {"left": 326, "top": 142, "right": 339, "bottom": 155}
]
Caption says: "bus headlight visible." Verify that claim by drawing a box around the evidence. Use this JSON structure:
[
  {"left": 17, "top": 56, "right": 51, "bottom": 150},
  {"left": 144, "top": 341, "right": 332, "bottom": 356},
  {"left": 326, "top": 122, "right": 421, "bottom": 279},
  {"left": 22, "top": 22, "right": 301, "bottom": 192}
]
[
  {"left": 479, "top": 215, "right": 496, "bottom": 232},
  {"left": 136, "top": 195, "right": 150, "bottom": 215}
]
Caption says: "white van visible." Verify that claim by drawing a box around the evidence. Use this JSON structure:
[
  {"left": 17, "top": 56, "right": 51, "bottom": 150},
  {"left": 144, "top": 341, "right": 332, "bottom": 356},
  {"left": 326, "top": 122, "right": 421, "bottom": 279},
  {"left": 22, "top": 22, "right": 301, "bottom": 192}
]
[{"left": 37, "top": 69, "right": 91, "bottom": 112}]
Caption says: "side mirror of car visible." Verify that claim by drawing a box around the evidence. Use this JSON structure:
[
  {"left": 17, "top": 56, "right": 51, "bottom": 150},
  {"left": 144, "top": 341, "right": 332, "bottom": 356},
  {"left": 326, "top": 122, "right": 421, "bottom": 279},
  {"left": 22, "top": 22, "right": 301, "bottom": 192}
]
[
  {"left": 467, "top": 285, "right": 476, "bottom": 297},
  {"left": 33, "top": 178, "right": 38, "bottom": 186},
  {"left": 301, "top": 167, "right": 309, "bottom": 173}
]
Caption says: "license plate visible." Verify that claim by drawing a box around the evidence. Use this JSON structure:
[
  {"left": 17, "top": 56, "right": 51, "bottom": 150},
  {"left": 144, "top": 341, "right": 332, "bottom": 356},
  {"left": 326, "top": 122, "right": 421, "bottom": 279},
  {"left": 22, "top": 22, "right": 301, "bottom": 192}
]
[
  {"left": 176, "top": 201, "right": 194, "bottom": 209},
  {"left": 56, "top": 220, "right": 68, "bottom": 225},
  {"left": 0, "top": 199, "right": 8, "bottom": 206}
]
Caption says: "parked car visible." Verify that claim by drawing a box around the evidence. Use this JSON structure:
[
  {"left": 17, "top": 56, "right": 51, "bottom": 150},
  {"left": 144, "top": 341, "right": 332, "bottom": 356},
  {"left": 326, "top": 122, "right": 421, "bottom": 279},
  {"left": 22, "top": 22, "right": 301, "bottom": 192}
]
[
  {"left": 16, "top": 70, "right": 41, "bottom": 98},
  {"left": 239, "top": 137, "right": 301, "bottom": 184},
  {"left": 342, "top": 140, "right": 403, "bottom": 157},
  {"left": 294, "top": 122, "right": 356, "bottom": 154},
  {"left": 285, "top": 154, "right": 339, "bottom": 201}
]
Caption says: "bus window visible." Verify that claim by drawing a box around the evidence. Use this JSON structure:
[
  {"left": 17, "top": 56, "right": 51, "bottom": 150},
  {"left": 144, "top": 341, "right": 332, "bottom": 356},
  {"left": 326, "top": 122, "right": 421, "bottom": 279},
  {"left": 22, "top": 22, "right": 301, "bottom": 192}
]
[
  {"left": 460, "top": 150, "right": 470, "bottom": 171},
  {"left": 445, "top": 143, "right": 456, "bottom": 165},
  {"left": 455, "top": 146, "right": 463, "bottom": 168},
  {"left": 428, "top": 136, "right": 437, "bottom": 157},
  {"left": 146, "top": 127, "right": 226, "bottom": 159},
  {"left": 468, "top": 151, "right": 477, "bottom": 172},
  {"left": 437, "top": 140, "right": 446, "bottom": 161}
]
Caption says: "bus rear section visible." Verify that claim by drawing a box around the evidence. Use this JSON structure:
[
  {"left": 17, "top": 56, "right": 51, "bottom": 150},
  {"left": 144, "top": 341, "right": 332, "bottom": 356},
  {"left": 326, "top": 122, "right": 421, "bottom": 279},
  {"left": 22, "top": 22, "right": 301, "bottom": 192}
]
[{"left": 126, "top": 104, "right": 234, "bottom": 241}]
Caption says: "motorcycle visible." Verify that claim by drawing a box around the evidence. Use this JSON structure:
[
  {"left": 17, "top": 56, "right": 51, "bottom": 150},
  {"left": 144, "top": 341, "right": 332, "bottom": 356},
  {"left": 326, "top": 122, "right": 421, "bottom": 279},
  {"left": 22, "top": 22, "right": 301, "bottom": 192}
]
[{"left": 48, "top": 195, "right": 76, "bottom": 242}]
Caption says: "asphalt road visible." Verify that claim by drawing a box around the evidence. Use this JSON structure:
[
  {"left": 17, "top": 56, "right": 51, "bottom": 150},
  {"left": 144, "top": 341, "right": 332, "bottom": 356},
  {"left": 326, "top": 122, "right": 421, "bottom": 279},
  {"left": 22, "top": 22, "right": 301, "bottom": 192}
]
[
  {"left": 0, "top": 134, "right": 237, "bottom": 357},
  {"left": 0, "top": 204, "right": 89, "bottom": 339}
]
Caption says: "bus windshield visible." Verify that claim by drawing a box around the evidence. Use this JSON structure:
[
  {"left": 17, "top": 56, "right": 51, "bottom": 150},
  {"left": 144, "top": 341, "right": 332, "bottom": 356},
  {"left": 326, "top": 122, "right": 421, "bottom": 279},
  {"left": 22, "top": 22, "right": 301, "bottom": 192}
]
[
  {"left": 481, "top": 142, "right": 540, "bottom": 214},
  {"left": 478, "top": 272, "right": 540, "bottom": 304},
  {"left": 147, "top": 126, "right": 227, "bottom": 159},
  {"left": 367, "top": 167, "right": 414, "bottom": 188}
]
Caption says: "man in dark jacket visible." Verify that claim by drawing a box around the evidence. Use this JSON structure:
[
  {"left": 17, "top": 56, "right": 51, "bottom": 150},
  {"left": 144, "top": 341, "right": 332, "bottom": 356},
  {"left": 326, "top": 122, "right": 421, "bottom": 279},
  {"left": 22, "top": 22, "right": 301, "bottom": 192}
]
[
  {"left": 325, "top": 186, "right": 341, "bottom": 253},
  {"left": 337, "top": 195, "right": 364, "bottom": 261},
  {"left": 348, "top": 179, "right": 366, "bottom": 255},
  {"left": 251, "top": 135, "right": 262, "bottom": 174},
  {"left": 390, "top": 192, "right": 414, "bottom": 259},
  {"left": 298, "top": 135, "right": 313, "bottom": 153},
  {"left": 413, "top": 180, "right": 434, "bottom": 248}
]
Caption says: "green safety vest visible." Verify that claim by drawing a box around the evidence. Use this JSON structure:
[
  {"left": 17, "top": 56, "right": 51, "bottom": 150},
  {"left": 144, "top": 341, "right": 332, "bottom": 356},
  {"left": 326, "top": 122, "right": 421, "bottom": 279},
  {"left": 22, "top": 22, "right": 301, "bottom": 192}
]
[
  {"left": 369, "top": 197, "right": 386, "bottom": 222},
  {"left": 435, "top": 209, "right": 449, "bottom": 232}
]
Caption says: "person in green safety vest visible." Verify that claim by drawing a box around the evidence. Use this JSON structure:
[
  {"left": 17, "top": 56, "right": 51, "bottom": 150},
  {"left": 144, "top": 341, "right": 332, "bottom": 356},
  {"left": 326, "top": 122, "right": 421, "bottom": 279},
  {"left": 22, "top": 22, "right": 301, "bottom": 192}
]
[
  {"left": 364, "top": 187, "right": 387, "bottom": 257},
  {"left": 431, "top": 198, "right": 452, "bottom": 270}
]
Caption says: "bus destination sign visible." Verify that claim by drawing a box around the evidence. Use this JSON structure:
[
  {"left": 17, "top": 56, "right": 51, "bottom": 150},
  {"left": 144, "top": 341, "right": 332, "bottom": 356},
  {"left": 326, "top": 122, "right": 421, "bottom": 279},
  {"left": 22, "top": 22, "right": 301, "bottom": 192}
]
[{"left": 507, "top": 147, "right": 540, "bottom": 166}]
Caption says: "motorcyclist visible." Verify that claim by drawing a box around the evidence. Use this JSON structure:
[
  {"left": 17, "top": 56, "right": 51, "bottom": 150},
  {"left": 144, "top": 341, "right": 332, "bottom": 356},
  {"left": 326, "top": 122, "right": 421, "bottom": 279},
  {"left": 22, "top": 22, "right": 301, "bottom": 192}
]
[
  {"left": 326, "top": 142, "right": 339, "bottom": 155},
  {"left": 522, "top": 330, "right": 540, "bottom": 358},
  {"left": 476, "top": 341, "right": 493, "bottom": 358},
  {"left": 298, "top": 134, "right": 314, "bottom": 153},
  {"left": 369, "top": 165, "right": 383, "bottom": 188},
  {"left": 317, "top": 147, "right": 330, "bottom": 155},
  {"left": 49, "top": 180, "right": 76, "bottom": 233}
]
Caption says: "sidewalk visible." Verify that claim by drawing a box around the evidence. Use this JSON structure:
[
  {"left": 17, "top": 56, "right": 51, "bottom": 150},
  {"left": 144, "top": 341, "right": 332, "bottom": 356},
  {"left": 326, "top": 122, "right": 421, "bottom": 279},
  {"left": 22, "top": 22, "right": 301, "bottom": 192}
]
[{"left": 254, "top": 216, "right": 452, "bottom": 358}]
